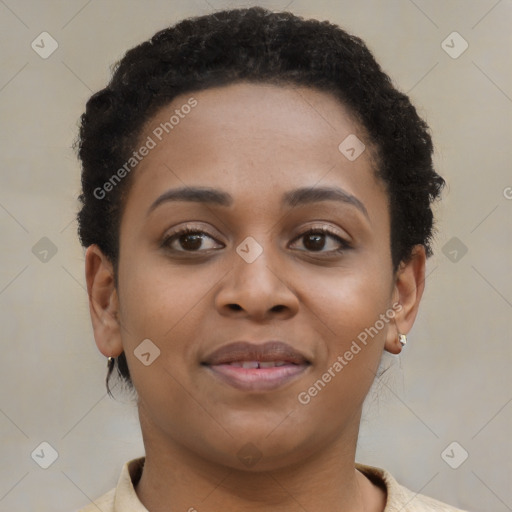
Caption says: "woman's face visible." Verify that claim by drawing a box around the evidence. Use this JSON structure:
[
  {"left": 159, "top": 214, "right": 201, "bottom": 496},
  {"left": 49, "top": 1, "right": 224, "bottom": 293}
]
[{"left": 88, "top": 82, "right": 424, "bottom": 470}]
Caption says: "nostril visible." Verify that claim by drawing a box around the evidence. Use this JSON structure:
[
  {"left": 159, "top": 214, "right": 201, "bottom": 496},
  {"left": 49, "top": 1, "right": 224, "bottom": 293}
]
[{"left": 226, "top": 304, "right": 286, "bottom": 313}]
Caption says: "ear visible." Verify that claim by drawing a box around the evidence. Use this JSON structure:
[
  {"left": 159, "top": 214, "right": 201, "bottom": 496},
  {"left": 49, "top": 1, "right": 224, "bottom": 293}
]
[
  {"left": 385, "top": 245, "right": 426, "bottom": 355},
  {"left": 85, "top": 244, "right": 123, "bottom": 358}
]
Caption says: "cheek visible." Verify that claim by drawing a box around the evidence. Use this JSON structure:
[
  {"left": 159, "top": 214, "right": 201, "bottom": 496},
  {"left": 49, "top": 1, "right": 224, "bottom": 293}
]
[
  {"left": 300, "top": 256, "right": 392, "bottom": 338},
  {"left": 116, "top": 257, "right": 237, "bottom": 452},
  {"left": 117, "top": 256, "right": 218, "bottom": 390},
  {"left": 117, "top": 261, "right": 203, "bottom": 421},
  {"left": 294, "top": 291, "right": 390, "bottom": 434},
  {"left": 119, "top": 255, "right": 213, "bottom": 340},
  {"left": 296, "top": 258, "right": 392, "bottom": 390}
]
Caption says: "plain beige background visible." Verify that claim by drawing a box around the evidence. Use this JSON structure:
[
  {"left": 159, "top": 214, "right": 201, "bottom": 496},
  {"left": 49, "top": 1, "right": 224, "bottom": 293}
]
[{"left": 0, "top": 1, "right": 511, "bottom": 511}]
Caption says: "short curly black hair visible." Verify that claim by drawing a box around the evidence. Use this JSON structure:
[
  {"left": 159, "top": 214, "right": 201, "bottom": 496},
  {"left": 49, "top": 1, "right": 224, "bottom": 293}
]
[{"left": 76, "top": 6, "right": 444, "bottom": 395}]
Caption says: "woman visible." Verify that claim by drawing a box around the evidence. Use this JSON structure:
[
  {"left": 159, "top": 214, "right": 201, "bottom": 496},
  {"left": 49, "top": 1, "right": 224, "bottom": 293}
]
[{"left": 76, "top": 7, "right": 466, "bottom": 511}]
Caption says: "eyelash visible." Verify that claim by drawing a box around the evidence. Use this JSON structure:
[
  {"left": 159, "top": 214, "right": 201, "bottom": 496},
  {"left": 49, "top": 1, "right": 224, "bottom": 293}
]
[{"left": 161, "top": 225, "right": 351, "bottom": 255}]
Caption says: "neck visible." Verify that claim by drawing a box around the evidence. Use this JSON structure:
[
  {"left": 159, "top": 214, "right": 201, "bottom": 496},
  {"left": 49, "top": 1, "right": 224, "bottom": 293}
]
[{"left": 134, "top": 407, "right": 385, "bottom": 512}]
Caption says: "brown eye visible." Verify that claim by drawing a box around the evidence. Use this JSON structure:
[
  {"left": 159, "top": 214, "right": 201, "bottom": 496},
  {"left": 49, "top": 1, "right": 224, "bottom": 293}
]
[
  {"left": 303, "top": 232, "right": 327, "bottom": 251},
  {"left": 177, "top": 232, "right": 204, "bottom": 251},
  {"left": 162, "top": 228, "right": 223, "bottom": 252},
  {"left": 291, "top": 228, "right": 350, "bottom": 253}
]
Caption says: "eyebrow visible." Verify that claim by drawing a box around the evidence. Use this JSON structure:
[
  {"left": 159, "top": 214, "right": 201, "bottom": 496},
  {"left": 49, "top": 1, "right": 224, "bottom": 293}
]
[{"left": 147, "top": 185, "right": 369, "bottom": 219}]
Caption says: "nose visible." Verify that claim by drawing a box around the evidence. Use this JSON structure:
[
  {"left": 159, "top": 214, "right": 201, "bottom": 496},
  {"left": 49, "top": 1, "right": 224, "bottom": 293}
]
[{"left": 214, "top": 243, "right": 299, "bottom": 322}]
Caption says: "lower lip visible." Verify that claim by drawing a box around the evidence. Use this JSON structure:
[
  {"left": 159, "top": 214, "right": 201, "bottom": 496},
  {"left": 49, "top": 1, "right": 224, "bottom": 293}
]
[{"left": 205, "top": 363, "right": 309, "bottom": 391}]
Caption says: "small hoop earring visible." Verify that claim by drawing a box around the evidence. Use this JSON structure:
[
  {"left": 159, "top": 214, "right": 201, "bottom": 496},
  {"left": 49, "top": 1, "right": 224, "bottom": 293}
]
[
  {"left": 398, "top": 334, "right": 407, "bottom": 347},
  {"left": 107, "top": 356, "right": 115, "bottom": 368}
]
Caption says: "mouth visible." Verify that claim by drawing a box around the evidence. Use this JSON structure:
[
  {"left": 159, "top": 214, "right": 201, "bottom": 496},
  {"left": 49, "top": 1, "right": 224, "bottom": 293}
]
[{"left": 202, "top": 341, "right": 311, "bottom": 392}]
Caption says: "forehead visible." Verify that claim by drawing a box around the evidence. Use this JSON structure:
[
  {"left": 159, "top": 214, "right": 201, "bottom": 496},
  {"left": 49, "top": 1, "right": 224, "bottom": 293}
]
[
  {"left": 139, "top": 82, "right": 368, "bottom": 160},
  {"left": 124, "top": 81, "right": 384, "bottom": 216}
]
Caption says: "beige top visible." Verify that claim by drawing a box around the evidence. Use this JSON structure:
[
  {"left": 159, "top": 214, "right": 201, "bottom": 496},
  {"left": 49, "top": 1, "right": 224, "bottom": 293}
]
[{"left": 78, "top": 457, "right": 468, "bottom": 512}]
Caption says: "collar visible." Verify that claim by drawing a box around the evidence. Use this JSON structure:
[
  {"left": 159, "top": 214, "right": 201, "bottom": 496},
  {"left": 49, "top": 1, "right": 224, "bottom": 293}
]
[{"left": 110, "top": 457, "right": 461, "bottom": 512}]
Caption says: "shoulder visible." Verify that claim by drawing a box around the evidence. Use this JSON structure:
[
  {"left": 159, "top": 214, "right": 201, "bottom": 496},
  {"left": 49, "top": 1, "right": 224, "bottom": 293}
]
[
  {"left": 76, "top": 456, "right": 145, "bottom": 512},
  {"left": 356, "top": 462, "right": 468, "bottom": 511},
  {"left": 76, "top": 487, "right": 115, "bottom": 512}
]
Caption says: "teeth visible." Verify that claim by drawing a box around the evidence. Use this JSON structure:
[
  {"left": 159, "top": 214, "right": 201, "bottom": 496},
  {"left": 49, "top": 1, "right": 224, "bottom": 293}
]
[
  {"left": 241, "top": 361, "right": 259, "bottom": 369},
  {"left": 229, "top": 361, "right": 289, "bottom": 368},
  {"left": 258, "top": 361, "right": 277, "bottom": 368}
]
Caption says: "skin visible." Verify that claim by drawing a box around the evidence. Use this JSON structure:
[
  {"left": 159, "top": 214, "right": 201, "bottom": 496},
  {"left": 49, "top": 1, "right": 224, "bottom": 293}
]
[{"left": 85, "top": 82, "right": 426, "bottom": 512}]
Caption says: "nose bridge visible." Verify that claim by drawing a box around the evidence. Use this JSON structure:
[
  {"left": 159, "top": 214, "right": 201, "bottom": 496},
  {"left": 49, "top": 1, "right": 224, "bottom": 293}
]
[{"left": 233, "top": 232, "right": 283, "bottom": 291}]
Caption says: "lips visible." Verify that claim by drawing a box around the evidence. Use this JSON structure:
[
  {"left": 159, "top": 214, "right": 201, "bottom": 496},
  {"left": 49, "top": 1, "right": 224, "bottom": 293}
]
[
  {"left": 203, "top": 341, "right": 310, "bottom": 366},
  {"left": 202, "top": 341, "right": 311, "bottom": 391}
]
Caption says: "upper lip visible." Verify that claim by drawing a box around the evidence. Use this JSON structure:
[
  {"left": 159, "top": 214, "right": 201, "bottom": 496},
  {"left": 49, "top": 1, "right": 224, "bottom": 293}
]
[{"left": 202, "top": 341, "right": 310, "bottom": 366}]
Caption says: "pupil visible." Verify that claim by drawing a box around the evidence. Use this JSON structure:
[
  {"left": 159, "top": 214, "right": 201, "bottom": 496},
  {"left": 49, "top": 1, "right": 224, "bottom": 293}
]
[
  {"left": 181, "top": 233, "right": 203, "bottom": 251},
  {"left": 304, "top": 233, "right": 325, "bottom": 251}
]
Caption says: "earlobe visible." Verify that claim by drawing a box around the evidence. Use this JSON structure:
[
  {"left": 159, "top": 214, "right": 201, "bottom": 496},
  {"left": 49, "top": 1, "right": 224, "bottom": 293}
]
[
  {"left": 85, "top": 245, "right": 124, "bottom": 358},
  {"left": 384, "top": 245, "right": 426, "bottom": 354}
]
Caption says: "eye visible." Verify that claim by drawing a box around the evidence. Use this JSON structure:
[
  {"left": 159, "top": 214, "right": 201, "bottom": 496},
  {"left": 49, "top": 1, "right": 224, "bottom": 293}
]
[
  {"left": 290, "top": 227, "right": 350, "bottom": 254},
  {"left": 161, "top": 225, "right": 350, "bottom": 254},
  {"left": 161, "top": 227, "right": 224, "bottom": 252}
]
